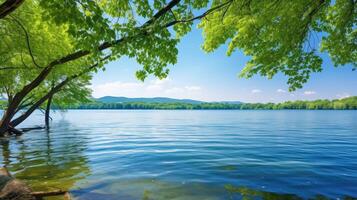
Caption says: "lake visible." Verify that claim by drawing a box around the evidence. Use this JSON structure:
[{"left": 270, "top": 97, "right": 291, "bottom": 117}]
[{"left": 1, "top": 110, "right": 357, "bottom": 199}]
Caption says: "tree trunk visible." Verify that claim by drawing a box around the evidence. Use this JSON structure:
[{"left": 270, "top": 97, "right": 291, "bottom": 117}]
[
  {"left": 9, "top": 59, "right": 106, "bottom": 129},
  {"left": 0, "top": 0, "right": 182, "bottom": 135},
  {"left": 45, "top": 94, "right": 52, "bottom": 129},
  {"left": 0, "top": 101, "right": 18, "bottom": 136},
  {"left": 0, "top": 67, "right": 53, "bottom": 136},
  {"left": 10, "top": 81, "right": 66, "bottom": 128}
]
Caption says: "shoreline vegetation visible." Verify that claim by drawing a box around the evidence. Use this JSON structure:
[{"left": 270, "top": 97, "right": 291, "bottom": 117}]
[
  {"left": 50, "top": 96, "right": 357, "bottom": 110},
  {"left": 0, "top": 0, "right": 355, "bottom": 136}
]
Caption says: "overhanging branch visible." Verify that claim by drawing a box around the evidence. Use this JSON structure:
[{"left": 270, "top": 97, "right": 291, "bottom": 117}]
[
  {"left": 8, "top": 15, "right": 42, "bottom": 68},
  {"left": 10, "top": 54, "right": 112, "bottom": 127},
  {"left": 0, "top": 0, "right": 24, "bottom": 19},
  {"left": 164, "top": 0, "right": 234, "bottom": 27}
]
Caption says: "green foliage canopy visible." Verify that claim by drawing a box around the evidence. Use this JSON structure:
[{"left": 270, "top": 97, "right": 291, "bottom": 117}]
[
  {"left": 199, "top": 0, "right": 356, "bottom": 91},
  {"left": 0, "top": 1, "right": 92, "bottom": 106},
  {"left": 35, "top": 0, "right": 213, "bottom": 80},
  {"left": 0, "top": 2, "right": 88, "bottom": 99},
  {"left": 56, "top": 96, "right": 357, "bottom": 110},
  {"left": 0, "top": 0, "right": 356, "bottom": 133}
]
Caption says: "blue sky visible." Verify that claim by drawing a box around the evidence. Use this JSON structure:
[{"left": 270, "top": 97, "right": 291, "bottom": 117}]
[{"left": 91, "top": 26, "right": 356, "bottom": 103}]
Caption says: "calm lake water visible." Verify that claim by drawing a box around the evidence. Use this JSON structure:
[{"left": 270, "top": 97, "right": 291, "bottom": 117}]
[{"left": 1, "top": 110, "right": 357, "bottom": 199}]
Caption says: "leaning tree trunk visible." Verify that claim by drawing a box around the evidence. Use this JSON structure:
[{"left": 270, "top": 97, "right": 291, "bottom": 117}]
[
  {"left": 0, "top": 100, "right": 19, "bottom": 136},
  {"left": 0, "top": 0, "right": 184, "bottom": 136},
  {"left": 0, "top": 66, "right": 55, "bottom": 136},
  {"left": 9, "top": 58, "right": 108, "bottom": 129},
  {"left": 10, "top": 83, "right": 65, "bottom": 128},
  {"left": 45, "top": 94, "right": 52, "bottom": 129}
]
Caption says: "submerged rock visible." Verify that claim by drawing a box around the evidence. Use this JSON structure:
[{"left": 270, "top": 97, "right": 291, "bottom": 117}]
[{"left": 0, "top": 168, "right": 36, "bottom": 200}]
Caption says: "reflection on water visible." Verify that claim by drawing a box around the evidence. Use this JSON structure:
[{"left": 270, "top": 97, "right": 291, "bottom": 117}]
[
  {"left": 0, "top": 110, "right": 357, "bottom": 199},
  {"left": 0, "top": 121, "right": 90, "bottom": 193}
]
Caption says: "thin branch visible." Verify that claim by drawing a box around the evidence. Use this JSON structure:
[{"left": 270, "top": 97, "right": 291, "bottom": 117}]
[
  {"left": 4, "top": 86, "right": 12, "bottom": 103},
  {"left": 143, "top": 0, "right": 181, "bottom": 27},
  {"left": 3, "top": 0, "right": 182, "bottom": 123},
  {"left": 221, "top": 1, "right": 233, "bottom": 21},
  {"left": 164, "top": 0, "right": 233, "bottom": 27},
  {"left": 38, "top": 108, "right": 45, "bottom": 114},
  {"left": 36, "top": 0, "right": 183, "bottom": 71},
  {"left": 16, "top": 101, "right": 34, "bottom": 112},
  {"left": 300, "top": 0, "right": 326, "bottom": 43},
  {"left": 0, "top": 66, "right": 27, "bottom": 70},
  {"left": 10, "top": 55, "right": 112, "bottom": 127},
  {"left": 8, "top": 15, "right": 42, "bottom": 68},
  {"left": 170, "top": 8, "right": 178, "bottom": 21},
  {"left": 16, "top": 92, "right": 36, "bottom": 112}
]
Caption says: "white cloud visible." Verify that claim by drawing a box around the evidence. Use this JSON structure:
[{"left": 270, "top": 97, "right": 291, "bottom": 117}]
[
  {"left": 165, "top": 86, "right": 202, "bottom": 98},
  {"left": 91, "top": 81, "right": 143, "bottom": 97},
  {"left": 145, "top": 77, "right": 171, "bottom": 91},
  {"left": 145, "top": 84, "right": 162, "bottom": 91},
  {"left": 185, "top": 86, "right": 201, "bottom": 91},
  {"left": 151, "top": 77, "right": 171, "bottom": 85},
  {"left": 336, "top": 93, "right": 350, "bottom": 99},
  {"left": 93, "top": 81, "right": 142, "bottom": 91},
  {"left": 91, "top": 78, "right": 202, "bottom": 99},
  {"left": 165, "top": 87, "right": 185, "bottom": 94},
  {"left": 304, "top": 91, "right": 316, "bottom": 95},
  {"left": 251, "top": 89, "right": 262, "bottom": 94},
  {"left": 277, "top": 89, "right": 286, "bottom": 93}
]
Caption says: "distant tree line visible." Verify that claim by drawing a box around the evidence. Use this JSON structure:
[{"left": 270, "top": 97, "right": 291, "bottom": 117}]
[
  {"left": 1, "top": 0, "right": 355, "bottom": 136},
  {"left": 51, "top": 97, "right": 357, "bottom": 110}
]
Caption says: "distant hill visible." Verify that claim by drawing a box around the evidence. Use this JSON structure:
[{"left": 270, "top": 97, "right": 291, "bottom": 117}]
[
  {"left": 96, "top": 96, "right": 205, "bottom": 104},
  {"left": 217, "top": 101, "right": 243, "bottom": 104},
  {"left": 65, "top": 96, "right": 357, "bottom": 110},
  {"left": 0, "top": 95, "right": 242, "bottom": 105}
]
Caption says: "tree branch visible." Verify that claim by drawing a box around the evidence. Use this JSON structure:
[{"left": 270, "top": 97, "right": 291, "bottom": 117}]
[
  {"left": 4, "top": 0, "right": 182, "bottom": 117},
  {"left": 0, "top": 0, "right": 24, "bottom": 19},
  {"left": 10, "top": 55, "right": 111, "bottom": 127},
  {"left": 164, "top": 0, "right": 233, "bottom": 27},
  {"left": 8, "top": 15, "right": 42, "bottom": 68},
  {"left": 299, "top": 0, "right": 326, "bottom": 43},
  {"left": 1, "top": 0, "right": 184, "bottom": 130},
  {"left": 143, "top": 0, "right": 181, "bottom": 27},
  {"left": 0, "top": 66, "right": 27, "bottom": 70}
]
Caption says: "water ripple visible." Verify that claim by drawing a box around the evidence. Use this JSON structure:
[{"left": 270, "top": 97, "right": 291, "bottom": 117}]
[{"left": 1, "top": 110, "right": 357, "bottom": 199}]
